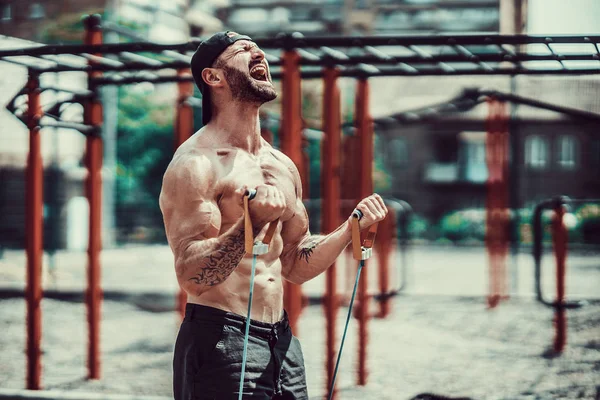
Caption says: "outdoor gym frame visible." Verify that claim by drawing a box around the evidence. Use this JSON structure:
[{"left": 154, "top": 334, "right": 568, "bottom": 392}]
[
  {"left": 2, "top": 13, "right": 600, "bottom": 397},
  {"left": 532, "top": 196, "right": 600, "bottom": 354}
]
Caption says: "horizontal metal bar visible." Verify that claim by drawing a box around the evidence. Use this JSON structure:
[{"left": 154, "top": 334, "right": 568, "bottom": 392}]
[
  {"left": 41, "top": 55, "right": 89, "bottom": 70},
  {"left": 296, "top": 53, "right": 600, "bottom": 66},
  {"left": 40, "top": 86, "right": 93, "bottom": 97},
  {"left": 258, "top": 34, "right": 600, "bottom": 48},
  {"left": 364, "top": 46, "right": 394, "bottom": 62},
  {"left": 1, "top": 35, "right": 599, "bottom": 59},
  {"left": 91, "top": 74, "right": 194, "bottom": 86},
  {"left": 81, "top": 53, "right": 125, "bottom": 67},
  {"left": 453, "top": 44, "right": 476, "bottom": 60},
  {"left": 89, "top": 63, "right": 600, "bottom": 85},
  {"left": 161, "top": 50, "right": 191, "bottom": 64},
  {"left": 335, "top": 66, "right": 600, "bottom": 78},
  {"left": 40, "top": 120, "right": 96, "bottom": 135},
  {"left": 481, "top": 90, "right": 600, "bottom": 120},
  {"left": 17, "top": 60, "right": 189, "bottom": 73},
  {"left": 0, "top": 57, "right": 45, "bottom": 71},
  {"left": 0, "top": 42, "right": 200, "bottom": 57},
  {"left": 408, "top": 45, "right": 433, "bottom": 59},
  {"left": 28, "top": 53, "right": 600, "bottom": 74},
  {"left": 263, "top": 51, "right": 281, "bottom": 64},
  {"left": 296, "top": 48, "right": 320, "bottom": 62},
  {"left": 119, "top": 52, "right": 164, "bottom": 66}
]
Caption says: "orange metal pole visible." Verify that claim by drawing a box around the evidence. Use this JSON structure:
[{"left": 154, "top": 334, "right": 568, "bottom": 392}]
[
  {"left": 25, "top": 73, "right": 43, "bottom": 390},
  {"left": 485, "top": 99, "right": 498, "bottom": 308},
  {"left": 355, "top": 77, "right": 372, "bottom": 386},
  {"left": 375, "top": 206, "right": 395, "bottom": 318},
  {"left": 499, "top": 103, "right": 510, "bottom": 301},
  {"left": 322, "top": 67, "right": 341, "bottom": 398},
  {"left": 83, "top": 14, "right": 103, "bottom": 380},
  {"left": 552, "top": 204, "right": 568, "bottom": 353},
  {"left": 281, "top": 49, "right": 304, "bottom": 334},
  {"left": 175, "top": 69, "right": 194, "bottom": 319},
  {"left": 485, "top": 99, "right": 510, "bottom": 308}
]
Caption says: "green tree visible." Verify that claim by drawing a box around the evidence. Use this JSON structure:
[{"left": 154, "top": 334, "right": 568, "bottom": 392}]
[{"left": 116, "top": 88, "right": 174, "bottom": 242}]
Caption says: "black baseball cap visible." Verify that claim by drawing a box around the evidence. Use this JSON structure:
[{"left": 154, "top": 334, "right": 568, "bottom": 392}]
[{"left": 191, "top": 31, "right": 253, "bottom": 125}]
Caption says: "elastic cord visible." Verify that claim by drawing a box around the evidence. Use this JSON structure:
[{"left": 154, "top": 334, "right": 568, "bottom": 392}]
[
  {"left": 327, "top": 259, "right": 365, "bottom": 400},
  {"left": 238, "top": 254, "right": 258, "bottom": 399}
]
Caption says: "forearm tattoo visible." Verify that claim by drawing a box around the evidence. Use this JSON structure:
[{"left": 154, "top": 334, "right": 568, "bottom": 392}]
[
  {"left": 297, "top": 236, "right": 324, "bottom": 263},
  {"left": 188, "top": 229, "right": 246, "bottom": 287}
]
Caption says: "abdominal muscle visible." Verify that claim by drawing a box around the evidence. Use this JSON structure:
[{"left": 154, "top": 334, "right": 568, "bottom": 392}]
[{"left": 187, "top": 237, "right": 286, "bottom": 324}]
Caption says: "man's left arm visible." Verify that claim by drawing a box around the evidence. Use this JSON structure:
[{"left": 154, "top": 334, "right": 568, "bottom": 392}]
[
  {"left": 280, "top": 201, "right": 353, "bottom": 285},
  {"left": 278, "top": 155, "right": 387, "bottom": 284}
]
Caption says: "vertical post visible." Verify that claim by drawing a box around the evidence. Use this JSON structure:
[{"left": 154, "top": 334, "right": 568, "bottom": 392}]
[
  {"left": 83, "top": 14, "right": 104, "bottom": 380},
  {"left": 26, "top": 73, "right": 43, "bottom": 390},
  {"left": 375, "top": 206, "right": 395, "bottom": 318},
  {"left": 280, "top": 48, "right": 304, "bottom": 334},
  {"left": 355, "top": 77, "right": 372, "bottom": 386},
  {"left": 552, "top": 204, "right": 568, "bottom": 353},
  {"left": 485, "top": 99, "right": 510, "bottom": 308},
  {"left": 322, "top": 67, "right": 341, "bottom": 398},
  {"left": 175, "top": 69, "right": 194, "bottom": 319},
  {"left": 498, "top": 100, "right": 510, "bottom": 301}
]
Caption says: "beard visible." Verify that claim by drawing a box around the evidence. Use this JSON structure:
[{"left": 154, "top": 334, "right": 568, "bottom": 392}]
[{"left": 223, "top": 65, "right": 278, "bottom": 104}]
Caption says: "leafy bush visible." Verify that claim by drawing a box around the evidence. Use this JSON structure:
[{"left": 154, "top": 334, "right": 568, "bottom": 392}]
[
  {"left": 438, "top": 209, "right": 486, "bottom": 242},
  {"left": 116, "top": 88, "right": 174, "bottom": 242},
  {"left": 406, "top": 213, "right": 431, "bottom": 240},
  {"left": 574, "top": 203, "right": 600, "bottom": 244}
]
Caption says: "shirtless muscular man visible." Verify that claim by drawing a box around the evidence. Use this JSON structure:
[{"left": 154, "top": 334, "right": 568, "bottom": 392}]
[{"left": 159, "top": 31, "right": 387, "bottom": 399}]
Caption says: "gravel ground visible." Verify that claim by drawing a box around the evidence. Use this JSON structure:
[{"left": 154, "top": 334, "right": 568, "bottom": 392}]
[
  {"left": 1, "top": 245, "right": 599, "bottom": 299},
  {"left": 0, "top": 245, "right": 598, "bottom": 399},
  {"left": 0, "top": 296, "right": 598, "bottom": 400}
]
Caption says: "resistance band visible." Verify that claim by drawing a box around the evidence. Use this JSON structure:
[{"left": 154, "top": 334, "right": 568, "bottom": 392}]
[
  {"left": 328, "top": 209, "right": 378, "bottom": 400},
  {"left": 239, "top": 189, "right": 278, "bottom": 399}
]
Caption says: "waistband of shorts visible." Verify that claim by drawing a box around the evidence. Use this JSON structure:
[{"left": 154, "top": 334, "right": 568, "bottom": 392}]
[{"left": 184, "top": 303, "right": 290, "bottom": 337}]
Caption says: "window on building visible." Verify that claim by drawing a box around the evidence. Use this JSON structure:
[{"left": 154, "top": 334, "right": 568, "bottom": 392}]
[
  {"left": 459, "top": 131, "right": 487, "bottom": 182},
  {"left": 557, "top": 134, "right": 578, "bottom": 170},
  {"left": 525, "top": 135, "right": 549, "bottom": 169},
  {"left": 1, "top": 4, "right": 11, "bottom": 21},
  {"left": 29, "top": 3, "right": 45, "bottom": 19},
  {"left": 388, "top": 137, "right": 409, "bottom": 168}
]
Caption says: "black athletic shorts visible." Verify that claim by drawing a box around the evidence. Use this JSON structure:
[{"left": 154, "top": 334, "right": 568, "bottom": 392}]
[{"left": 173, "top": 304, "right": 308, "bottom": 400}]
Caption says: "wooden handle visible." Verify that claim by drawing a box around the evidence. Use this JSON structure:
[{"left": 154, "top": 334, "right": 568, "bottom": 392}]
[
  {"left": 243, "top": 192, "right": 278, "bottom": 253},
  {"left": 243, "top": 195, "right": 254, "bottom": 254},
  {"left": 351, "top": 209, "right": 380, "bottom": 260},
  {"left": 263, "top": 218, "right": 279, "bottom": 245},
  {"left": 352, "top": 213, "right": 363, "bottom": 261}
]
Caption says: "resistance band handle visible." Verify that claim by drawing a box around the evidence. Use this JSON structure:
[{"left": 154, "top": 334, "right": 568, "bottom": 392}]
[
  {"left": 243, "top": 190, "right": 278, "bottom": 254},
  {"left": 246, "top": 188, "right": 257, "bottom": 200},
  {"left": 351, "top": 209, "right": 379, "bottom": 261}
]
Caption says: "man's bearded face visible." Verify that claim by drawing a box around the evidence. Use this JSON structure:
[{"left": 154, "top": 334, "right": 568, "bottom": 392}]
[{"left": 222, "top": 60, "right": 277, "bottom": 104}]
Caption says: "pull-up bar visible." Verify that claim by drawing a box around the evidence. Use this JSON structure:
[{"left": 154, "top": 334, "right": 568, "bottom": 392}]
[{"left": 2, "top": 26, "right": 600, "bottom": 79}]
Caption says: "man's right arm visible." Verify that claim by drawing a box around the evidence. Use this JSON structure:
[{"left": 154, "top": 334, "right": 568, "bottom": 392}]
[{"left": 159, "top": 154, "right": 248, "bottom": 297}]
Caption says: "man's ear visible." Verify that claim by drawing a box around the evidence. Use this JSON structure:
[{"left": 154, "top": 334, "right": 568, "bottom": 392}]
[{"left": 201, "top": 67, "right": 224, "bottom": 89}]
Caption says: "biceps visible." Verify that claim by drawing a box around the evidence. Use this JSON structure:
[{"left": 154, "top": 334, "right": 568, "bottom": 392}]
[
  {"left": 168, "top": 201, "right": 221, "bottom": 248},
  {"left": 281, "top": 208, "right": 309, "bottom": 261}
]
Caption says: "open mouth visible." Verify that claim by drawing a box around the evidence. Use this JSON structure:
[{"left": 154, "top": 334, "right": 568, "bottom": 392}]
[{"left": 249, "top": 64, "right": 269, "bottom": 82}]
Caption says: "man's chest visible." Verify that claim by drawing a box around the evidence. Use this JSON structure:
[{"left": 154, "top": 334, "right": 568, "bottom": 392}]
[{"left": 216, "top": 150, "right": 299, "bottom": 222}]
